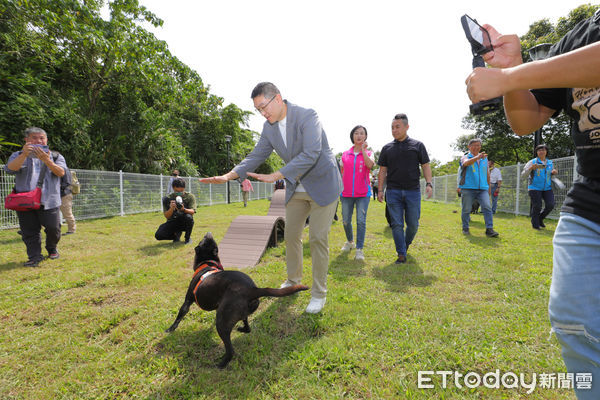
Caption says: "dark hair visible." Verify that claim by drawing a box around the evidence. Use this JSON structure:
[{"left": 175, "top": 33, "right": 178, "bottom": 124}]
[
  {"left": 349, "top": 125, "right": 368, "bottom": 144},
  {"left": 251, "top": 82, "right": 280, "bottom": 99},
  {"left": 393, "top": 113, "right": 408, "bottom": 124},
  {"left": 172, "top": 178, "right": 185, "bottom": 189},
  {"left": 535, "top": 144, "right": 549, "bottom": 154}
]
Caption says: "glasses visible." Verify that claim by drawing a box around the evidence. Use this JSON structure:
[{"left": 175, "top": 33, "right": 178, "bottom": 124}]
[{"left": 255, "top": 95, "right": 277, "bottom": 114}]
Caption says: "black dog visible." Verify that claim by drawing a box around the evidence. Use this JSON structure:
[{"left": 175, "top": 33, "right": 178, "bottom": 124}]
[{"left": 166, "top": 232, "right": 308, "bottom": 368}]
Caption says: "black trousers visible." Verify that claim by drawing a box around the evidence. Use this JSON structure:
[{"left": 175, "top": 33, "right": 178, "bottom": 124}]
[
  {"left": 529, "top": 189, "right": 555, "bottom": 228},
  {"left": 155, "top": 214, "right": 194, "bottom": 242},
  {"left": 16, "top": 207, "right": 61, "bottom": 262}
]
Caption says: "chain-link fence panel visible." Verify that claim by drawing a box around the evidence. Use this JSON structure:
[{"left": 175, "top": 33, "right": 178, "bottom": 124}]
[{"left": 1, "top": 167, "right": 274, "bottom": 229}]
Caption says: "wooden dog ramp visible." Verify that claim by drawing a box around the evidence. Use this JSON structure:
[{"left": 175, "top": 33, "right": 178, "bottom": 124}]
[{"left": 219, "top": 189, "right": 286, "bottom": 269}]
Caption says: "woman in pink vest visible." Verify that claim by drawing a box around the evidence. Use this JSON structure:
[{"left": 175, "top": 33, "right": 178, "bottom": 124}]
[{"left": 340, "top": 125, "right": 375, "bottom": 260}]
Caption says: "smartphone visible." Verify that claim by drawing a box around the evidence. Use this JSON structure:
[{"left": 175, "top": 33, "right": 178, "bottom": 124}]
[
  {"left": 461, "top": 14, "right": 493, "bottom": 56},
  {"left": 27, "top": 144, "right": 50, "bottom": 158}
]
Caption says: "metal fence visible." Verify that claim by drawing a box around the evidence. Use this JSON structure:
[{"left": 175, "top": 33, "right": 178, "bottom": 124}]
[
  {"left": 0, "top": 167, "right": 274, "bottom": 229},
  {"left": 420, "top": 155, "right": 576, "bottom": 219}
]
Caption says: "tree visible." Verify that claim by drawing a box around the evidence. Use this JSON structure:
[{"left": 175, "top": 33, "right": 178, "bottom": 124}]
[{"left": 0, "top": 0, "right": 265, "bottom": 177}]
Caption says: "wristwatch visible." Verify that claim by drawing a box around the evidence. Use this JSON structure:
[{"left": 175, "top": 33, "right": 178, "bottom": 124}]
[{"left": 426, "top": 182, "right": 433, "bottom": 188}]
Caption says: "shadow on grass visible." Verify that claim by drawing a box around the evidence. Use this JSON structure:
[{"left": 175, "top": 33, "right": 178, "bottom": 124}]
[
  {"left": 0, "top": 235, "right": 22, "bottom": 245},
  {"left": 138, "top": 241, "right": 182, "bottom": 256},
  {"left": 152, "top": 294, "right": 318, "bottom": 398},
  {"left": 0, "top": 261, "right": 26, "bottom": 272},
  {"left": 329, "top": 251, "right": 366, "bottom": 281},
  {"left": 372, "top": 258, "right": 437, "bottom": 293}
]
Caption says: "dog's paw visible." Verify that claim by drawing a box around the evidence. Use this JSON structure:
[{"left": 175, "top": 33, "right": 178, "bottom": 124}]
[
  {"left": 237, "top": 325, "right": 251, "bottom": 333},
  {"left": 217, "top": 354, "right": 233, "bottom": 369}
]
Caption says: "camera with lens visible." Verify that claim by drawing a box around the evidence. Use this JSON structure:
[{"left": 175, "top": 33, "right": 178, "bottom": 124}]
[{"left": 175, "top": 196, "right": 184, "bottom": 210}]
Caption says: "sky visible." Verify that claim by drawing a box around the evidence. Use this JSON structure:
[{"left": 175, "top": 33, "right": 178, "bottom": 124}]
[{"left": 133, "top": 0, "right": 588, "bottom": 163}]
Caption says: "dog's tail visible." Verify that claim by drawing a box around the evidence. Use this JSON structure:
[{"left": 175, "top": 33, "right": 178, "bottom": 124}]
[{"left": 252, "top": 285, "right": 309, "bottom": 299}]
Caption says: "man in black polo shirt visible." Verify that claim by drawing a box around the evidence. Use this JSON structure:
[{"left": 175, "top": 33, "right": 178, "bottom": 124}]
[{"left": 377, "top": 114, "right": 433, "bottom": 264}]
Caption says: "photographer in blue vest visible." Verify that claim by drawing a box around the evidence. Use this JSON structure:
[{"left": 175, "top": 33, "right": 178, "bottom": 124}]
[
  {"left": 522, "top": 144, "right": 557, "bottom": 230},
  {"left": 458, "top": 138, "right": 499, "bottom": 237}
]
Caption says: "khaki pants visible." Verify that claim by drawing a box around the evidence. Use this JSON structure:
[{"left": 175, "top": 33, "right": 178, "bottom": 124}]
[
  {"left": 284, "top": 192, "right": 338, "bottom": 299},
  {"left": 60, "top": 194, "right": 77, "bottom": 233}
]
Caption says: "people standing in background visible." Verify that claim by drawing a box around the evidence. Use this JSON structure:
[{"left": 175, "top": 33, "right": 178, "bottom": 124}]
[
  {"left": 458, "top": 138, "right": 498, "bottom": 237},
  {"left": 166, "top": 169, "right": 180, "bottom": 194},
  {"left": 340, "top": 125, "right": 374, "bottom": 261},
  {"left": 4, "top": 127, "right": 66, "bottom": 266},
  {"left": 522, "top": 144, "right": 557, "bottom": 230},
  {"left": 489, "top": 160, "right": 502, "bottom": 214},
  {"left": 60, "top": 167, "right": 77, "bottom": 235},
  {"left": 241, "top": 178, "right": 254, "bottom": 207}
]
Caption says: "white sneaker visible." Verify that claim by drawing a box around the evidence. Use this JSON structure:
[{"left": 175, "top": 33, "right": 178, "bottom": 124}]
[
  {"left": 341, "top": 241, "right": 355, "bottom": 252},
  {"left": 280, "top": 280, "right": 294, "bottom": 289},
  {"left": 355, "top": 249, "right": 365, "bottom": 260},
  {"left": 305, "top": 297, "right": 326, "bottom": 314}
]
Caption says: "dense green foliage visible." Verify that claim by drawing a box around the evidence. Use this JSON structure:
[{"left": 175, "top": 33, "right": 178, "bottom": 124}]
[
  {"left": 455, "top": 4, "right": 599, "bottom": 166},
  {"left": 0, "top": 0, "right": 281, "bottom": 175}
]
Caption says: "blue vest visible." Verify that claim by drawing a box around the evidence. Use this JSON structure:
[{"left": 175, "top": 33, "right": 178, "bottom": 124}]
[
  {"left": 460, "top": 153, "right": 489, "bottom": 190},
  {"left": 527, "top": 158, "right": 553, "bottom": 191}
]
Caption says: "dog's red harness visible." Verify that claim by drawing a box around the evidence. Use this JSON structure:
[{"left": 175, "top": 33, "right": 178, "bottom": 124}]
[{"left": 192, "top": 260, "right": 224, "bottom": 306}]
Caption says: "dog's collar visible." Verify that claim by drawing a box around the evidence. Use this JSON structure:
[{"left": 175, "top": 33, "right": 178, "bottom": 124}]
[{"left": 193, "top": 259, "right": 223, "bottom": 276}]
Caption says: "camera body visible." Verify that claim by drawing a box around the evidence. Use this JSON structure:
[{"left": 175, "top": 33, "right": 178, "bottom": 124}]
[{"left": 175, "top": 196, "right": 184, "bottom": 210}]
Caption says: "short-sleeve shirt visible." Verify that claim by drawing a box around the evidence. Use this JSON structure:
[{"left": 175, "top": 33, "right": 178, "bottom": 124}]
[
  {"left": 490, "top": 168, "right": 502, "bottom": 184},
  {"left": 531, "top": 12, "right": 600, "bottom": 223},
  {"left": 377, "top": 136, "right": 430, "bottom": 190},
  {"left": 4, "top": 150, "right": 67, "bottom": 210},
  {"left": 162, "top": 191, "right": 196, "bottom": 219}
]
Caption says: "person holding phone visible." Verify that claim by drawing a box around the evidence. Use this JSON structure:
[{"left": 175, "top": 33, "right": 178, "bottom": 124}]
[
  {"left": 465, "top": 11, "right": 600, "bottom": 399},
  {"left": 4, "top": 127, "right": 66, "bottom": 267}
]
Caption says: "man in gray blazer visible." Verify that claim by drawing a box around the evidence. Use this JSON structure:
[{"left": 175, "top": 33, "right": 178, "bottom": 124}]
[{"left": 200, "top": 82, "right": 342, "bottom": 313}]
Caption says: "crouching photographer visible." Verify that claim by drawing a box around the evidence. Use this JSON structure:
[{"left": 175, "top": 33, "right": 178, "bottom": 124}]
[{"left": 154, "top": 178, "right": 196, "bottom": 244}]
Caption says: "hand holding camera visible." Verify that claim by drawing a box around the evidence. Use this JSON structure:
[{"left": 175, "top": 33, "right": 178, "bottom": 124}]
[{"left": 176, "top": 196, "right": 184, "bottom": 210}]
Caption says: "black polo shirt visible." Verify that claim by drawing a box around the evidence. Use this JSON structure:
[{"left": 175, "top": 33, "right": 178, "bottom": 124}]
[{"left": 378, "top": 136, "right": 430, "bottom": 190}]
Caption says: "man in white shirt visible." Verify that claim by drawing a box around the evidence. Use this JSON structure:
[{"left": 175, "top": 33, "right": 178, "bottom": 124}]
[{"left": 489, "top": 160, "right": 502, "bottom": 214}]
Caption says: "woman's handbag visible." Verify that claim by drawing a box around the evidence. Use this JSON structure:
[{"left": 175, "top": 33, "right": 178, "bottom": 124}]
[{"left": 4, "top": 165, "right": 46, "bottom": 211}]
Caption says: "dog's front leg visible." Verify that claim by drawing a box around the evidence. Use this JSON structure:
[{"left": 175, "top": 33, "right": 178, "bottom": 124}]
[{"left": 165, "top": 299, "right": 193, "bottom": 333}]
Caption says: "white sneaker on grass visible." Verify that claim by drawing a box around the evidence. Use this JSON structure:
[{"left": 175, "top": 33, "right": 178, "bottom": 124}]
[
  {"left": 355, "top": 249, "right": 365, "bottom": 260},
  {"left": 341, "top": 241, "right": 355, "bottom": 252},
  {"left": 305, "top": 297, "right": 326, "bottom": 314}
]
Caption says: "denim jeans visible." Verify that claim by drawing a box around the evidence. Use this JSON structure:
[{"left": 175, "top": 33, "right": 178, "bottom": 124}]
[
  {"left": 549, "top": 212, "right": 600, "bottom": 399},
  {"left": 491, "top": 183, "right": 499, "bottom": 214},
  {"left": 529, "top": 189, "right": 555, "bottom": 228},
  {"left": 460, "top": 189, "right": 493, "bottom": 230},
  {"left": 385, "top": 189, "right": 421, "bottom": 257},
  {"left": 340, "top": 196, "right": 370, "bottom": 249}
]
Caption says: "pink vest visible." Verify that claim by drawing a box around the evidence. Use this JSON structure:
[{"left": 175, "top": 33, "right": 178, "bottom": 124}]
[{"left": 341, "top": 147, "right": 372, "bottom": 197}]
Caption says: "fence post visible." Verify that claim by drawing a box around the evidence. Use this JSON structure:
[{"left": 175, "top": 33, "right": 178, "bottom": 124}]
[
  {"left": 444, "top": 175, "right": 448, "bottom": 203},
  {"left": 515, "top": 163, "right": 520, "bottom": 215},
  {"left": 160, "top": 174, "right": 163, "bottom": 200},
  {"left": 209, "top": 183, "right": 212, "bottom": 205},
  {"left": 119, "top": 170, "right": 124, "bottom": 217},
  {"left": 573, "top": 155, "right": 578, "bottom": 182}
]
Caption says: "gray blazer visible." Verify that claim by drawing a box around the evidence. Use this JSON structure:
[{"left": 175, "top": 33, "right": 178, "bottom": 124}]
[{"left": 233, "top": 101, "right": 342, "bottom": 206}]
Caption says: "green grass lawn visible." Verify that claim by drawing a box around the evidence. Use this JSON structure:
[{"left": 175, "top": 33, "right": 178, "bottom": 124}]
[{"left": 0, "top": 199, "right": 574, "bottom": 399}]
